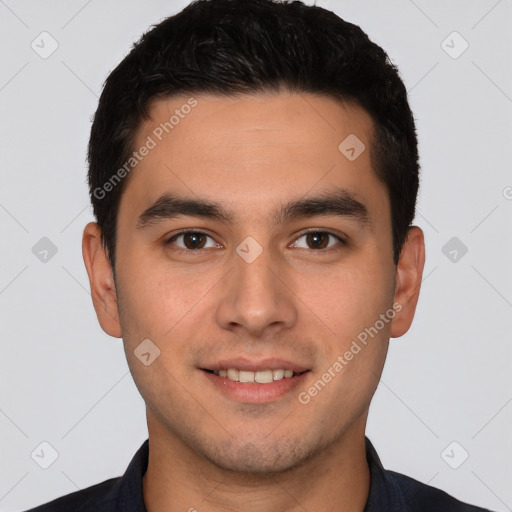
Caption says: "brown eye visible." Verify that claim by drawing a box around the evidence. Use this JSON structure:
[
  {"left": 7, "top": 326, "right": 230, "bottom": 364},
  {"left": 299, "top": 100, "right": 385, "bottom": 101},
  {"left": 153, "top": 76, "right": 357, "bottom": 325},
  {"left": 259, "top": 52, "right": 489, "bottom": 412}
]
[
  {"left": 182, "top": 233, "right": 207, "bottom": 249},
  {"left": 167, "top": 231, "right": 218, "bottom": 251},
  {"left": 292, "top": 231, "right": 344, "bottom": 250},
  {"left": 306, "top": 232, "right": 329, "bottom": 249}
]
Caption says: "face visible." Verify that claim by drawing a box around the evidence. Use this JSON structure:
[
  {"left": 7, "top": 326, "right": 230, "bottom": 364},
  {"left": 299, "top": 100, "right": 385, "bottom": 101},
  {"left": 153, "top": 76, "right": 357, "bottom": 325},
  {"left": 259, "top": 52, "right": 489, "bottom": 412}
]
[{"left": 84, "top": 91, "right": 424, "bottom": 473}]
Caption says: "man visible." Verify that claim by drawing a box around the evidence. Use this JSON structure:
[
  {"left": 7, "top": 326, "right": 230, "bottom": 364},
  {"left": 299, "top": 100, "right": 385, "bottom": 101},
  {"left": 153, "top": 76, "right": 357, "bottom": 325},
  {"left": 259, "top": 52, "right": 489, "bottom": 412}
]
[{"left": 24, "top": 0, "right": 493, "bottom": 510}]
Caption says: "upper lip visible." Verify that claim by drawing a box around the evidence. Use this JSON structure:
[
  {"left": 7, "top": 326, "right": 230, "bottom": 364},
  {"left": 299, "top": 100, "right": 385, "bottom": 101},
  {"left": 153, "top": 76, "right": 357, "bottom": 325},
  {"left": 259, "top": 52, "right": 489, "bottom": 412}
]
[{"left": 201, "top": 357, "right": 310, "bottom": 373}]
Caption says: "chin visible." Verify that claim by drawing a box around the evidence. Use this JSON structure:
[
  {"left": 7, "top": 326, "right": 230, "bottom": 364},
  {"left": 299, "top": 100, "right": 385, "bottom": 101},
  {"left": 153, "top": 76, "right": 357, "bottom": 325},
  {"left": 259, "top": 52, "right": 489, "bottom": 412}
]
[{"left": 197, "top": 433, "right": 325, "bottom": 474}]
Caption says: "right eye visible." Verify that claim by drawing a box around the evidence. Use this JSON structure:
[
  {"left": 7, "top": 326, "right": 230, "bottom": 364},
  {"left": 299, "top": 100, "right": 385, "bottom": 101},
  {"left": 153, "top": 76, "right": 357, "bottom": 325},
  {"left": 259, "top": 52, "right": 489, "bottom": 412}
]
[{"left": 165, "top": 231, "right": 222, "bottom": 252}]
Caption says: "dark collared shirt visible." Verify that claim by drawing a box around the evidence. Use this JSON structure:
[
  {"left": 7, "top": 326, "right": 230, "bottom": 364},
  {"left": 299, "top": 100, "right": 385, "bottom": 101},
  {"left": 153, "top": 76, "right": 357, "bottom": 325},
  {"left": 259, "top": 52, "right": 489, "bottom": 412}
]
[{"left": 23, "top": 437, "right": 493, "bottom": 511}]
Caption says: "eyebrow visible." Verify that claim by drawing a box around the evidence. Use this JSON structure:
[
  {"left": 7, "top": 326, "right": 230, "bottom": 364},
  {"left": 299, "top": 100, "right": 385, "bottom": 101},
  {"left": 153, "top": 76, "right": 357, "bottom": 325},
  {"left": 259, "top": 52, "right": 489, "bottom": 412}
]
[{"left": 136, "top": 188, "right": 370, "bottom": 230}]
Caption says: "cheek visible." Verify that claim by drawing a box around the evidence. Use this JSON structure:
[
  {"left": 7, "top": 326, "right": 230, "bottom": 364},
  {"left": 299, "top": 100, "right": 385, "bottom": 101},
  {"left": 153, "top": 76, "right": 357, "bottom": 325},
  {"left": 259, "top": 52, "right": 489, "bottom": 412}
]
[
  {"left": 116, "top": 268, "right": 199, "bottom": 398},
  {"left": 116, "top": 254, "right": 222, "bottom": 356},
  {"left": 300, "top": 256, "right": 394, "bottom": 339},
  {"left": 298, "top": 258, "right": 393, "bottom": 411}
]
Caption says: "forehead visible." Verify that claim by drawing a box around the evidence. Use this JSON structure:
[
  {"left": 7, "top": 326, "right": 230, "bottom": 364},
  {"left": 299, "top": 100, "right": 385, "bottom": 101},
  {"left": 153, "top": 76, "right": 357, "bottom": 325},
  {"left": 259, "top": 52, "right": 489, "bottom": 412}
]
[
  {"left": 140, "top": 91, "right": 374, "bottom": 163},
  {"left": 119, "top": 91, "right": 388, "bottom": 225}
]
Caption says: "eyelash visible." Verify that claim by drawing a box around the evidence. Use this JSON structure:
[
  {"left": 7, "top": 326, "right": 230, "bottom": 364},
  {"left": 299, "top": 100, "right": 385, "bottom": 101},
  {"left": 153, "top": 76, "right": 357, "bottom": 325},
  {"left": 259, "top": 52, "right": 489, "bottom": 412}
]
[{"left": 164, "top": 229, "right": 346, "bottom": 254}]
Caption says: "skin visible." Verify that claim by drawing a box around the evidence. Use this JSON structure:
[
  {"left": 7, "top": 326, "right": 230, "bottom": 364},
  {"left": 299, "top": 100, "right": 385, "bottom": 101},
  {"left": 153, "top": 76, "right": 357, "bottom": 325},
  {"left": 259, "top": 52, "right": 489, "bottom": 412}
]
[{"left": 83, "top": 91, "right": 425, "bottom": 512}]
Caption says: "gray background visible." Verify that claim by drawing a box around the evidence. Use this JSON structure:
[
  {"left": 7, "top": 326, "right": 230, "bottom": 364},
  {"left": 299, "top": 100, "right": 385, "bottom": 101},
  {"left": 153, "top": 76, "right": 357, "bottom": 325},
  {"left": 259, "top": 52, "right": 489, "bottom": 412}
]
[{"left": 1, "top": 0, "right": 511, "bottom": 510}]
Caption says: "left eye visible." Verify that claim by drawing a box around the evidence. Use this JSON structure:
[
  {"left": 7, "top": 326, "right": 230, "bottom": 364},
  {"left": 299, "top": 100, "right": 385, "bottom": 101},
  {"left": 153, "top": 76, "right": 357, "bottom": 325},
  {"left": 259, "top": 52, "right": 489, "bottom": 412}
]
[
  {"left": 167, "top": 232, "right": 220, "bottom": 250},
  {"left": 291, "top": 231, "right": 344, "bottom": 250}
]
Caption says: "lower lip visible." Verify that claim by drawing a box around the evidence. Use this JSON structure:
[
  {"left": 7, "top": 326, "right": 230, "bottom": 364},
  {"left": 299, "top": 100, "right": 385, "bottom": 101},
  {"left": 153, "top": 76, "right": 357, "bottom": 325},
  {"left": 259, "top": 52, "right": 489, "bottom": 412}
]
[{"left": 201, "top": 370, "right": 310, "bottom": 403}]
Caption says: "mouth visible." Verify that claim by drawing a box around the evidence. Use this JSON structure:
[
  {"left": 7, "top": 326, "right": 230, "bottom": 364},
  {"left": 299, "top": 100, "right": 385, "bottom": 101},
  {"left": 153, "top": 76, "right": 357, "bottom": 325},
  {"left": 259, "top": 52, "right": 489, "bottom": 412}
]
[
  {"left": 201, "top": 368, "right": 308, "bottom": 384},
  {"left": 199, "top": 360, "right": 311, "bottom": 403}
]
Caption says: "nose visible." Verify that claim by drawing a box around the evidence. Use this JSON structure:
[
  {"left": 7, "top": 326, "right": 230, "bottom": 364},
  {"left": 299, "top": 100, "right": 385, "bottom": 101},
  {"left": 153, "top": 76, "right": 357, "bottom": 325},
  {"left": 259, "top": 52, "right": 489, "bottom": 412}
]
[{"left": 214, "top": 243, "right": 298, "bottom": 339}]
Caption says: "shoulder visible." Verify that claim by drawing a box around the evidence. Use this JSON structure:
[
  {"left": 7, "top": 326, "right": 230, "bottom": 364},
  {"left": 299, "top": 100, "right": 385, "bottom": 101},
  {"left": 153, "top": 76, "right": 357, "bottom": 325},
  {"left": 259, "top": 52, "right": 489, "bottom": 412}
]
[
  {"left": 21, "top": 439, "right": 149, "bottom": 512},
  {"left": 21, "top": 477, "right": 121, "bottom": 512},
  {"left": 387, "top": 469, "right": 493, "bottom": 512},
  {"left": 364, "top": 437, "right": 493, "bottom": 512}
]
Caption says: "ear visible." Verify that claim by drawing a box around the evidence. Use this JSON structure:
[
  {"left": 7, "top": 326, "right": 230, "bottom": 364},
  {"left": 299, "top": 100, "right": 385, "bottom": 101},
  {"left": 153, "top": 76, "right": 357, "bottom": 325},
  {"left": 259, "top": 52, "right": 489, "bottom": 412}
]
[
  {"left": 390, "top": 226, "right": 425, "bottom": 338},
  {"left": 82, "top": 222, "right": 122, "bottom": 338}
]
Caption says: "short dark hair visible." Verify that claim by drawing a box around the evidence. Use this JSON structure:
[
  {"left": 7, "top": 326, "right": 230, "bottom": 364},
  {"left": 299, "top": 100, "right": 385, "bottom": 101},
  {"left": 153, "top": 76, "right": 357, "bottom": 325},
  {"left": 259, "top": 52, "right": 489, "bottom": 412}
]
[{"left": 88, "top": 0, "right": 419, "bottom": 276}]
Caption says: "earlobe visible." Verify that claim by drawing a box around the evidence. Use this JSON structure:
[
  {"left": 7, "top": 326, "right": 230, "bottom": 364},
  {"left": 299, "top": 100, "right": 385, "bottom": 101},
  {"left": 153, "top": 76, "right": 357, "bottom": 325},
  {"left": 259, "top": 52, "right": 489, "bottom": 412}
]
[
  {"left": 82, "top": 222, "right": 123, "bottom": 338},
  {"left": 390, "top": 226, "right": 425, "bottom": 338}
]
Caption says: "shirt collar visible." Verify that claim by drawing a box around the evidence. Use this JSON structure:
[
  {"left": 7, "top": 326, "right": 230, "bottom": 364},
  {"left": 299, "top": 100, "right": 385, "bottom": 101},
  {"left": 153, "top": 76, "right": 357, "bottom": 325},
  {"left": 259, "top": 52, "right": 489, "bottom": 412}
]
[
  {"left": 363, "top": 436, "right": 408, "bottom": 511},
  {"left": 118, "top": 438, "right": 149, "bottom": 512}
]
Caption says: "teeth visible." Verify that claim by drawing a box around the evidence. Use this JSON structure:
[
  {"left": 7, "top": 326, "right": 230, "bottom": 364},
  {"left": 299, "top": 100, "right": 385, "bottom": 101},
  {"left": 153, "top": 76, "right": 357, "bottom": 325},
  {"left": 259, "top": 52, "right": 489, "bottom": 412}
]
[
  {"left": 214, "top": 368, "right": 299, "bottom": 383},
  {"left": 273, "top": 369, "right": 284, "bottom": 380},
  {"left": 227, "top": 368, "right": 239, "bottom": 382},
  {"left": 255, "top": 370, "right": 273, "bottom": 383},
  {"left": 239, "top": 370, "right": 255, "bottom": 383}
]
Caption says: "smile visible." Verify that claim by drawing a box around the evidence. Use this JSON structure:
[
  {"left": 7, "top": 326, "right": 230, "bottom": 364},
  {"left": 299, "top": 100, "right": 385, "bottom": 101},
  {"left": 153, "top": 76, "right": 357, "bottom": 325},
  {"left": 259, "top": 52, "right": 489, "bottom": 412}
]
[{"left": 203, "top": 368, "right": 305, "bottom": 383}]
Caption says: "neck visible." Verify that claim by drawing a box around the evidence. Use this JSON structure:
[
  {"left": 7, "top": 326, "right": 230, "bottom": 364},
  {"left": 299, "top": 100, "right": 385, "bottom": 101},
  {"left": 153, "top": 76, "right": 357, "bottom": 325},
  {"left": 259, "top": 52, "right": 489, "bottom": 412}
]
[{"left": 142, "top": 417, "right": 370, "bottom": 512}]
